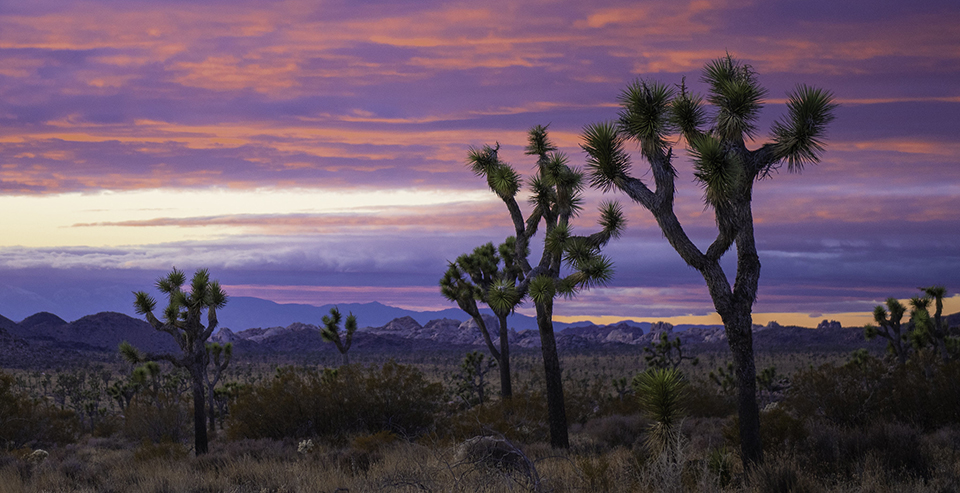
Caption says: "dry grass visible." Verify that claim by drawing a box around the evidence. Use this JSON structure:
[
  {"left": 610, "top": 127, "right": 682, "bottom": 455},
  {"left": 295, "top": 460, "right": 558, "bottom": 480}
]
[{"left": 4, "top": 424, "right": 959, "bottom": 493}]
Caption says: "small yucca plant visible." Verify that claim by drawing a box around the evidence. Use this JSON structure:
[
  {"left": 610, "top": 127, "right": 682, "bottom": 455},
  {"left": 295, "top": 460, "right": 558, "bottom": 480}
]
[{"left": 633, "top": 368, "right": 687, "bottom": 457}]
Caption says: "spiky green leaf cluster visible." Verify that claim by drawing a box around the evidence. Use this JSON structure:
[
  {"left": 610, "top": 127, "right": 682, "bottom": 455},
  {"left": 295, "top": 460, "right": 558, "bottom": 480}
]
[
  {"left": 632, "top": 368, "right": 688, "bottom": 456},
  {"left": 529, "top": 275, "right": 556, "bottom": 304},
  {"left": 772, "top": 85, "right": 837, "bottom": 172},
  {"left": 320, "top": 306, "right": 357, "bottom": 348},
  {"left": 671, "top": 78, "right": 706, "bottom": 139},
  {"left": 689, "top": 134, "right": 744, "bottom": 206},
  {"left": 773, "top": 84, "right": 837, "bottom": 171},
  {"left": 702, "top": 56, "right": 766, "bottom": 141},
  {"left": 581, "top": 121, "right": 630, "bottom": 191},
  {"left": 618, "top": 80, "right": 675, "bottom": 158},
  {"left": 597, "top": 201, "right": 626, "bottom": 240},
  {"left": 525, "top": 124, "right": 558, "bottom": 157}
]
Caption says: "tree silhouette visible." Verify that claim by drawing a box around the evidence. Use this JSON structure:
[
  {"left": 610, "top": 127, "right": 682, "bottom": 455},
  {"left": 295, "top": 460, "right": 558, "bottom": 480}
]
[
  {"left": 865, "top": 298, "right": 910, "bottom": 365},
  {"left": 581, "top": 55, "right": 836, "bottom": 466},
  {"left": 919, "top": 286, "right": 953, "bottom": 360},
  {"left": 320, "top": 306, "right": 358, "bottom": 366},
  {"left": 644, "top": 332, "right": 699, "bottom": 370},
  {"left": 468, "top": 124, "right": 625, "bottom": 448},
  {"left": 440, "top": 240, "right": 523, "bottom": 398},
  {"left": 204, "top": 342, "right": 232, "bottom": 434},
  {"left": 120, "top": 267, "right": 227, "bottom": 456}
]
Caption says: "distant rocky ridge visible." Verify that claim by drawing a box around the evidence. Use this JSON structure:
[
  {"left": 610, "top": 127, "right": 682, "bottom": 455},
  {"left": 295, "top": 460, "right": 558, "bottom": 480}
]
[{"left": 1, "top": 307, "right": 900, "bottom": 369}]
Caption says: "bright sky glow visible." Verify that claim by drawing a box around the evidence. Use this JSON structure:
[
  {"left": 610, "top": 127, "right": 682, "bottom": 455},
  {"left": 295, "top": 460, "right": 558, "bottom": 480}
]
[{"left": 0, "top": 188, "right": 495, "bottom": 247}]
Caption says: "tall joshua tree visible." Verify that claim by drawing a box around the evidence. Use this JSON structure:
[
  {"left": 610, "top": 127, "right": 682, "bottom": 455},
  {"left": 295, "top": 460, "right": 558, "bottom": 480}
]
[
  {"left": 321, "top": 306, "right": 358, "bottom": 366},
  {"left": 468, "top": 125, "right": 625, "bottom": 448},
  {"left": 581, "top": 55, "right": 836, "bottom": 466},
  {"left": 120, "top": 267, "right": 227, "bottom": 456},
  {"left": 440, "top": 240, "right": 523, "bottom": 398}
]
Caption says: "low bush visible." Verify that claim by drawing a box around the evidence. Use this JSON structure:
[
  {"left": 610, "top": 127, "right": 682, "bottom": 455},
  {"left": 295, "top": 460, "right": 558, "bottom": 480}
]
[
  {"left": 227, "top": 361, "right": 444, "bottom": 442},
  {"left": 0, "top": 372, "right": 79, "bottom": 450},
  {"left": 443, "top": 387, "right": 550, "bottom": 444}
]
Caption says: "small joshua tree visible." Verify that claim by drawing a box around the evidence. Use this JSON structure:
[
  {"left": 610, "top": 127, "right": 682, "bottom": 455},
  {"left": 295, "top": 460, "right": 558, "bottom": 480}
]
[
  {"left": 453, "top": 351, "right": 497, "bottom": 407},
  {"left": 644, "top": 332, "right": 699, "bottom": 370},
  {"left": 865, "top": 297, "right": 910, "bottom": 365},
  {"left": 121, "top": 267, "right": 227, "bottom": 456},
  {"left": 205, "top": 342, "right": 232, "bottom": 434},
  {"left": 321, "top": 306, "right": 358, "bottom": 366},
  {"left": 916, "top": 286, "right": 954, "bottom": 360},
  {"left": 441, "top": 240, "right": 523, "bottom": 398}
]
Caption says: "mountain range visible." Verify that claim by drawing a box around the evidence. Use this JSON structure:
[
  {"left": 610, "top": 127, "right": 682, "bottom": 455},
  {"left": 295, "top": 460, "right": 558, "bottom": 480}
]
[{"left": 0, "top": 297, "right": 911, "bottom": 369}]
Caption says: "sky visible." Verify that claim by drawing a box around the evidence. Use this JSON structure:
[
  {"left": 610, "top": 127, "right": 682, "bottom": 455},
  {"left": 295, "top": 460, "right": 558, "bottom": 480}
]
[{"left": 1, "top": 0, "right": 959, "bottom": 328}]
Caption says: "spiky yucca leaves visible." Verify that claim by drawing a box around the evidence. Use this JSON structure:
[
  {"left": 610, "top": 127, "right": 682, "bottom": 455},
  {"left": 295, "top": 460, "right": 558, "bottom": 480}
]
[
  {"left": 618, "top": 80, "right": 675, "bottom": 159},
  {"left": 633, "top": 368, "right": 688, "bottom": 457},
  {"left": 772, "top": 85, "right": 838, "bottom": 172},
  {"left": 124, "top": 267, "right": 228, "bottom": 456},
  {"left": 320, "top": 306, "right": 358, "bottom": 366},
  {"left": 581, "top": 122, "right": 631, "bottom": 192},
  {"left": 702, "top": 55, "right": 767, "bottom": 141}
]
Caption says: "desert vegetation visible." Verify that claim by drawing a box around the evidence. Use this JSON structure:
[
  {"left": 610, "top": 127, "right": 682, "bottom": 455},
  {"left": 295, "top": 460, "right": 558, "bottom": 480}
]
[{"left": 3, "top": 338, "right": 960, "bottom": 492}]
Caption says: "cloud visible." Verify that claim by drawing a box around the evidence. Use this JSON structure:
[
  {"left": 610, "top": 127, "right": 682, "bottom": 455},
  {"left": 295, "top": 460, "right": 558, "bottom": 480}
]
[{"left": 1, "top": 0, "right": 959, "bottom": 324}]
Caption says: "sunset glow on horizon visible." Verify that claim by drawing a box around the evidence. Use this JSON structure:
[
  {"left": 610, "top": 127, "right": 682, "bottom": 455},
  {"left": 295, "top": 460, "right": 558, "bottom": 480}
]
[{"left": 2, "top": 0, "right": 958, "bottom": 328}]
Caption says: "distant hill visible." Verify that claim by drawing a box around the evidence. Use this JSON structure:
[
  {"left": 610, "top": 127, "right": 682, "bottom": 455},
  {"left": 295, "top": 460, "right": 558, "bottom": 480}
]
[
  {"left": 4, "top": 311, "right": 177, "bottom": 353},
  {"left": 217, "top": 297, "right": 567, "bottom": 333}
]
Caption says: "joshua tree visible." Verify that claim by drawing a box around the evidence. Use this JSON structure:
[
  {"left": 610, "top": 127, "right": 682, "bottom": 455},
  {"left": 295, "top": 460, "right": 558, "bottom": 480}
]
[
  {"left": 453, "top": 350, "right": 497, "bottom": 407},
  {"left": 120, "top": 267, "right": 227, "bottom": 456},
  {"left": 440, "top": 240, "right": 523, "bottom": 398},
  {"left": 468, "top": 124, "right": 625, "bottom": 448},
  {"left": 865, "top": 298, "right": 910, "bottom": 365},
  {"left": 919, "top": 286, "right": 953, "bottom": 360},
  {"left": 320, "top": 306, "right": 358, "bottom": 366},
  {"left": 204, "top": 342, "right": 232, "bottom": 434},
  {"left": 644, "top": 332, "right": 699, "bottom": 370},
  {"left": 581, "top": 55, "right": 836, "bottom": 466}
]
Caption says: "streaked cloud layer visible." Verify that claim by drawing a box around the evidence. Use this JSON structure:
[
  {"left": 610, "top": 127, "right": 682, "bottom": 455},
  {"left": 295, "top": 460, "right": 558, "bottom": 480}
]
[{"left": 1, "top": 0, "right": 958, "bottom": 325}]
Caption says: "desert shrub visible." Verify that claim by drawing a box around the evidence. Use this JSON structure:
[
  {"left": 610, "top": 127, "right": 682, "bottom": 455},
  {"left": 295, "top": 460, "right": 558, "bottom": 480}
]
[
  {"left": 758, "top": 405, "right": 807, "bottom": 455},
  {"left": 785, "top": 356, "right": 960, "bottom": 429},
  {"left": 133, "top": 437, "right": 189, "bottom": 462},
  {"left": 747, "top": 455, "right": 818, "bottom": 493},
  {"left": 0, "top": 371, "right": 79, "bottom": 450},
  {"left": 801, "top": 421, "right": 931, "bottom": 480},
  {"left": 684, "top": 380, "right": 736, "bottom": 418},
  {"left": 227, "top": 360, "right": 443, "bottom": 441},
  {"left": 122, "top": 390, "right": 190, "bottom": 444},
  {"left": 577, "top": 414, "right": 647, "bottom": 451},
  {"left": 785, "top": 357, "right": 887, "bottom": 427},
  {"left": 444, "top": 387, "right": 551, "bottom": 444}
]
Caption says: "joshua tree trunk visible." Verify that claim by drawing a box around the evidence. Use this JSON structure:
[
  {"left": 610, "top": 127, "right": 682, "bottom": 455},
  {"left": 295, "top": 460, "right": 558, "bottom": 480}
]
[
  {"left": 190, "top": 363, "right": 209, "bottom": 455},
  {"left": 497, "top": 313, "right": 512, "bottom": 398},
  {"left": 536, "top": 299, "right": 568, "bottom": 449}
]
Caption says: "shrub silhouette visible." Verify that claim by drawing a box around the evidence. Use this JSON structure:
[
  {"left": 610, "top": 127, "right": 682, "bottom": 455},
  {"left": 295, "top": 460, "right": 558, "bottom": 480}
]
[
  {"left": 0, "top": 371, "right": 79, "bottom": 450},
  {"left": 227, "top": 360, "right": 443, "bottom": 441}
]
